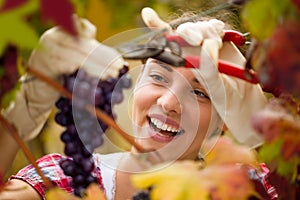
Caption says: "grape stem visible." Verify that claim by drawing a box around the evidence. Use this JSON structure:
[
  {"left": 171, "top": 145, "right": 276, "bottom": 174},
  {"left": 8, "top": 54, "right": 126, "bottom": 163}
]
[
  {"left": 27, "top": 67, "right": 147, "bottom": 153},
  {"left": 0, "top": 114, "right": 53, "bottom": 188}
]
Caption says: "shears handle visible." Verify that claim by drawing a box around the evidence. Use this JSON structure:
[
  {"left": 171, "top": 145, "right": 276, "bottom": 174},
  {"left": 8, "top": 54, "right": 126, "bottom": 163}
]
[
  {"left": 164, "top": 31, "right": 257, "bottom": 84},
  {"left": 164, "top": 30, "right": 247, "bottom": 46},
  {"left": 184, "top": 55, "right": 259, "bottom": 84}
]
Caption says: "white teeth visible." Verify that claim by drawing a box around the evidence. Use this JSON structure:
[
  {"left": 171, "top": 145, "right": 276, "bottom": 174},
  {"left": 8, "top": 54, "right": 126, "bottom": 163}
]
[{"left": 150, "top": 118, "right": 180, "bottom": 133}]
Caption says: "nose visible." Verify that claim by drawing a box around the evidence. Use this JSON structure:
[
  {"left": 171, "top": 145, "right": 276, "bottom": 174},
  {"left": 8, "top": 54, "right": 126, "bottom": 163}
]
[{"left": 157, "top": 89, "right": 181, "bottom": 114}]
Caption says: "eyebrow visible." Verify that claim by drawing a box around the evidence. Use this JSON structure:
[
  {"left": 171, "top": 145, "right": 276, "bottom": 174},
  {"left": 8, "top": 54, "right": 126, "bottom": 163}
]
[
  {"left": 150, "top": 60, "right": 173, "bottom": 72},
  {"left": 192, "top": 77, "right": 208, "bottom": 92},
  {"left": 193, "top": 78, "right": 200, "bottom": 84}
]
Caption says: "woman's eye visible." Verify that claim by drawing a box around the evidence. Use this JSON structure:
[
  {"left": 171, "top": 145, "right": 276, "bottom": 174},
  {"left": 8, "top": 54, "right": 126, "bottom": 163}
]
[
  {"left": 150, "top": 74, "right": 167, "bottom": 83},
  {"left": 193, "top": 89, "right": 210, "bottom": 100}
]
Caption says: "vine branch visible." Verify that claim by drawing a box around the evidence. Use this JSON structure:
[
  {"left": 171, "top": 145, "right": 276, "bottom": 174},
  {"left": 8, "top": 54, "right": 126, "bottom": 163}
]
[
  {"left": 0, "top": 114, "right": 53, "bottom": 188},
  {"left": 27, "top": 67, "right": 147, "bottom": 153}
]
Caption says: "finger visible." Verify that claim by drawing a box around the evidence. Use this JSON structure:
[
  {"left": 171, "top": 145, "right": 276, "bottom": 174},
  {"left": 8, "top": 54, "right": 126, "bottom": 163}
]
[
  {"left": 202, "top": 39, "right": 220, "bottom": 66},
  {"left": 72, "top": 15, "right": 97, "bottom": 39},
  {"left": 176, "top": 19, "right": 225, "bottom": 46},
  {"left": 141, "top": 7, "right": 171, "bottom": 30},
  {"left": 176, "top": 22, "right": 204, "bottom": 46}
]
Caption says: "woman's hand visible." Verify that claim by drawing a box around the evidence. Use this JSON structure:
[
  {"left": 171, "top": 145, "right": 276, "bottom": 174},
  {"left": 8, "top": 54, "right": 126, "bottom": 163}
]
[{"left": 1, "top": 16, "right": 124, "bottom": 141}]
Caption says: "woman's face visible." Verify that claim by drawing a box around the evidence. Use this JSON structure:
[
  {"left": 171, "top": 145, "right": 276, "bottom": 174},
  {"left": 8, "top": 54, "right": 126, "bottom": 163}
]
[{"left": 132, "top": 58, "right": 218, "bottom": 161}]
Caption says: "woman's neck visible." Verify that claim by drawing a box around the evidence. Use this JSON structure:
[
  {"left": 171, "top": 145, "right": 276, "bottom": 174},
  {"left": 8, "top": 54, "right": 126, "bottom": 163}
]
[{"left": 114, "top": 153, "right": 149, "bottom": 200}]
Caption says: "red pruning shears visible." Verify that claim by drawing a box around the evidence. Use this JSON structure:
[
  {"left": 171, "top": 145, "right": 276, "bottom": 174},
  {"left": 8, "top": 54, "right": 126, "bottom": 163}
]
[
  {"left": 121, "top": 30, "right": 259, "bottom": 84},
  {"left": 164, "top": 30, "right": 258, "bottom": 84}
]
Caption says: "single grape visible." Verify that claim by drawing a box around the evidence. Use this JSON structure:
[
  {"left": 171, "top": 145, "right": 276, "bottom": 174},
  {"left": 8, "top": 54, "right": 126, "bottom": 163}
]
[
  {"left": 74, "top": 81, "right": 90, "bottom": 98},
  {"left": 111, "top": 91, "right": 124, "bottom": 105},
  {"left": 132, "top": 190, "right": 150, "bottom": 200},
  {"left": 119, "top": 74, "right": 132, "bottom": 89},
  {"left": 101, "top": 78, "right": 117, "bottom": 93},
  {"left": 64, "top": 75, "right": 76, "bottom": 93},
  {"left": 55, "top": 111, "right": 73, "bottom": 126},
  {"left": 66, "top": 124, "right": 78, "bottom": 136},
  {"left": 55, "top": 97, "right": 71, "bottom": 112},
  {"left": 80, "top": 158, "right": 95, "bottom": 172},
  {"left": 74, "top": 186, "right": 86, "bottom": 197},
  {"left": 85, "top": 174, "right": 97, "bottom": 184},
  {"left": 60, "top": 131, "right": 73, "bottom": 143},
  {"left": 60, "top": 158, "right": 76, "bottom": 176},
  {"left": 64, "top": 141, "right": 80, "bottom": 156},
  {"left": 92, "top": 87, "right": 104, "bottom": 106},
  {"left": 73, "top": 174, "right": 86, "bottom": 185}
]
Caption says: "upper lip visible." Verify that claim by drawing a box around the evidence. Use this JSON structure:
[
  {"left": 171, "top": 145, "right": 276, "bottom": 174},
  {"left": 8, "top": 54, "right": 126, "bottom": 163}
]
[{"left": 148, "top": 113, "right": 183, "bottom": 133}]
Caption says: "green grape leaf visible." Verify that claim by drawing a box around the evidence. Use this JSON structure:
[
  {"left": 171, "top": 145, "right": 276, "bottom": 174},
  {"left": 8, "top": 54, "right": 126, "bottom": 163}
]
[
  {"left": 70, "top": 0, "right": 88, "bottom": 17},
  {"left": 1, "top": 83, "right": 19, "bottom": 108},
  {"left": 258, "top": 139, "right": 283, "bottom": 163},
  {"left": 0, "top": 14, "right": 39, "bottom": 55},
  {"left": 40, "top": 0, "right": 77, "bottom": 36},
  {"left": 0, "top": 0, "right": 39, "bottom": 55},
  {"left": 276, "top": 156, "right": 298, "bottom": 180},
  {"left": 241, "top": 0, "right": 291, "bottom": 40},
  {"left": 105, "top": 0, "right": 143, "bottom": 29}
]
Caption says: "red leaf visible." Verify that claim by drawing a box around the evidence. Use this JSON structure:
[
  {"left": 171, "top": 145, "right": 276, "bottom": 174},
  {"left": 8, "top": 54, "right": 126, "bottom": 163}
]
[
  {"left": 0, "top": 45, "right": 19, "bottom": 99},
  {"left": 291, "top": 0, "right": 300, "bottom": 12},
  {"left": 0, "top": 0, "right": 28, "bottom": 12},
  {"left": 40, "top": 0, "right": 77, "bottom": 36},
  {"left": 0, "top": 171, "right": 5, "bottom": 192}
]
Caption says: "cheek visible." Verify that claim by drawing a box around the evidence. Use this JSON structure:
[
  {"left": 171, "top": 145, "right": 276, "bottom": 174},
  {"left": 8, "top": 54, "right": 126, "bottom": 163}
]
[
  {"left": 185, "top": 104, "right": 212, "bottom": 144},
  {"left": 132, "top": 85, "right": 156, "bottom": 125}
]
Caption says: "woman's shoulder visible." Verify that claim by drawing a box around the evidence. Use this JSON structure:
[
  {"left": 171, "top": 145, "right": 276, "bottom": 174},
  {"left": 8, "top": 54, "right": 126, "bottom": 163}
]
[
  {"left": 93, "top": 152, "right": 124, "bottom": 164},
  {"left": 93, "top": 152, "right": 125, "bottom": 172}
]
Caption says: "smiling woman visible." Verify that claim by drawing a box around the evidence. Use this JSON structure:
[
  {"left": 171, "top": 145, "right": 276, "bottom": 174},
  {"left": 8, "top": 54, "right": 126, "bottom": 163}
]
[
  {"left": 0, "top": 6, "right": 270, "bottom": 200},
  {"left": 131, "top": 58, "right": 216, "bottom": 161}
]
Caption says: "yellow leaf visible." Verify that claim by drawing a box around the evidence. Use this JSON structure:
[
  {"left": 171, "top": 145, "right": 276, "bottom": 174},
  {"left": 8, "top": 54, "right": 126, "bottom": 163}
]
[
  {"left": 45, "top": 187, "right": 81, "bottom": 200},
  {"left": 132, "top": 161, "right": 209, "bottom": 200},
  {"left": 131, "top": 161, "right": 197, "bottom": 189},
  {"left": 84, "top": 183, "right": 107, "bottom": 200},
  {"left": 202, "top": 136, "right": 258, "bottom": 167}
]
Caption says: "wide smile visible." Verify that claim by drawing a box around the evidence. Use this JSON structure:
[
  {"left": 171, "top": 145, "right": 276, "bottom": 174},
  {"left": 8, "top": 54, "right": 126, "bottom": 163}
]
[{"left": 147, "top": 115, "right": 185, "bottom": 143}]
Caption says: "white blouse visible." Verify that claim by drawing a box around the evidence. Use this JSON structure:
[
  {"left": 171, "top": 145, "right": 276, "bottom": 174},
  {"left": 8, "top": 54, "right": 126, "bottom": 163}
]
[{"left": 94, "top": 152, "right": 124, "bottom": 200}]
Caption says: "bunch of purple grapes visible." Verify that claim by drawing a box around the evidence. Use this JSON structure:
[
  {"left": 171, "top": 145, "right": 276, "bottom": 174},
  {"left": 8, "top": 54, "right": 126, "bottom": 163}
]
[{"left": 55, "top": 65, "right": 131, "bottom": 197}]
